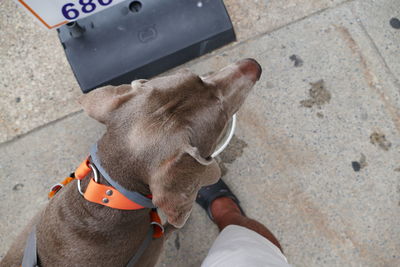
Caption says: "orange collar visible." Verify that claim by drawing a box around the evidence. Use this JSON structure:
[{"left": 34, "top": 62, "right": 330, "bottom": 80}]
[{"left": 49, "top": 157, "right": 163, "bottom": 238}]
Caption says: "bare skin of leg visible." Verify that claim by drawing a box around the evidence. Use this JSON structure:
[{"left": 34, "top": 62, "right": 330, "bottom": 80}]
[{"left": 210, "top": 197, "right": 283, "bottom": 252}]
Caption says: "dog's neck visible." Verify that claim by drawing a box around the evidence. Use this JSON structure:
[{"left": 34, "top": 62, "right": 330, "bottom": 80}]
[{"left": 96, "top": 135, "right": 152, "bottom": 196}]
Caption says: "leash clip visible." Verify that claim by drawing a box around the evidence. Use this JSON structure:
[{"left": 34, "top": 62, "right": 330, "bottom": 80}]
[
  {"left": 77, "top": 163, "right": 99, "bottom": 196},
  {"left": 50, "top": 183, "right": 64, "bottom": 193},
  {"left": 150, "top": 221, "right": 164, "bottom": 233}
]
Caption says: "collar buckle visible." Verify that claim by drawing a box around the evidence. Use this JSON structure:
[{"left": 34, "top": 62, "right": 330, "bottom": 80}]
[{"left": 77, "top": 163, "right": 99, "bottom": 196}]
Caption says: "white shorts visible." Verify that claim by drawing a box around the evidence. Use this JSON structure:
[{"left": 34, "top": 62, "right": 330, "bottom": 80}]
[{"left": 201, "top": 225, "right": 291, "bottom": 267}]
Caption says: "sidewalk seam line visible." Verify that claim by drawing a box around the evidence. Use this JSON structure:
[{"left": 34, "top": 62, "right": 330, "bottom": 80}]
[
  {"left": 354, "top": 15, "right": 400, "bottom": 89},
  {"left": 0, "top": 110, "right": 83, "bottom": 147}
]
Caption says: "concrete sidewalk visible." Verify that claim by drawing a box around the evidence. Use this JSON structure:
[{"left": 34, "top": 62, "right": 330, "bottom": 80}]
[{"left": 1, "top": 0, "right": 399, "bottom": 266}]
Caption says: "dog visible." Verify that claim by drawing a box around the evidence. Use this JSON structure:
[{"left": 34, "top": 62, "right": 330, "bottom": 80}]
[{"left": 1, "top": 58, "right": 261, "bottom": 267}]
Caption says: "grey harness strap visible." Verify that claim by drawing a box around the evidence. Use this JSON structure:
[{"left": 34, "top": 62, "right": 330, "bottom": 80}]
[
  {"left": 126, "top": 227, "right": 154, "bottom": 267},
  {"left": 21, "top": 226, "right": 38, "bottom": 267},
  {"left": 22, "top": 225, "right": 154, "bottom": 267},
  {"left": 90, "top": 144, "right": 156, "bottom": 209}
]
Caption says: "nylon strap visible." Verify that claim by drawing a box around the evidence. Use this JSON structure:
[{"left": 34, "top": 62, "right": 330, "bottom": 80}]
[
  {"left": 126, "top": 227, "right": 154, "bottom": 267},
  {"left": 21, "top": 226, "right": 38, "bottom": 267},
  {"left": 90, "top": 144, "right": 156, "bottom": 209},
  {"left": 21, "top": 225, "right": 154, "bottom": 267}
]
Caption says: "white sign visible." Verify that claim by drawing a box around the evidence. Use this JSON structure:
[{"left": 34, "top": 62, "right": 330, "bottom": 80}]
[{"left": 14, "top": 0, "right": 125, "bottom": 29}]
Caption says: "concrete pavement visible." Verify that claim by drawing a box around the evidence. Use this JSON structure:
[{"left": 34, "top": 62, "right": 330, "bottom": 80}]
[{"left": 1, "top": 0, "right": 399, "bottom": 266}]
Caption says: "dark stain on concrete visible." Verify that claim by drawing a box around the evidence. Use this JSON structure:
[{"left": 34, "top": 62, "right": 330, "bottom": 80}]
[
  {"left": 300, "top": 80, "right": 331, "bottom": 108},
  {"left": 352, "top": 161, "right": 361, "bottom": 172},
  {"left": 12, "top": 183, "right": 24, "bottom": 191},
  {"left": 219, "top": 135, "right": 248, "bottom": 164},
  {"left": 174, "top": 233, "right": 180, "bottom": 250},
  {"left": 289, "top": 54, "right": 303, "bottom": 67},
  {"left": 394, "top": 167, "right": 400, "bottom": 172},
  {"left": 316, "top": 112, "right": 324, "bottom": 118},
  {"left": 217, "top": 135, "right": 248, "bottom": 177},
  {"left": 219, "top": 161, "right": 229, "bottom": 177},
  {"left": 390, "top": 18, "right": 400, "bottom": 29},
  {"left": 352, "top": 153, "right": 367, "bottom": 172},
  {"left": 370, "top": 132, "right": 391, "bottom": 151}
]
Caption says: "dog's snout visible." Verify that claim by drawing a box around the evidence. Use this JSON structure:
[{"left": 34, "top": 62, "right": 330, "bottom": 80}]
[
  {"left": 201, "top": 58, "right": 260, "bottom": 116},
  {"left": 237, "top": 58, "right": 262, "bottom": 81}
]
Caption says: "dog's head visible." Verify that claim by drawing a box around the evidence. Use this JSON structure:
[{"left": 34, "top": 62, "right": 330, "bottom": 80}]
[{"left": 79, "top": 59, "right": 261, "bottom": 228}]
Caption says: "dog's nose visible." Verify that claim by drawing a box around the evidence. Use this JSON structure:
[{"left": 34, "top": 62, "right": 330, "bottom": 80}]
[{"left": 237, "top": 58, "right": 262, "bottom": 81}]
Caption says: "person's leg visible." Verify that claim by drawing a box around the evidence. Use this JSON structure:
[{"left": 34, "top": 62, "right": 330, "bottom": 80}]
[
  {"left": 198, "top": 180, "right": 290, "bottom": 267},
  {"left": 210, "top": 196, "right": 283, "bottom": 252}
]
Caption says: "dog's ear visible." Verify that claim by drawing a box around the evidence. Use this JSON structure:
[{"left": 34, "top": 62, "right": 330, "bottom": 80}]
[
  {"left": 150, "top": 147, "right": 221, "bottom": 228},
  {"left": 78, "top": 82, "right": 144, "bottom": 124}
]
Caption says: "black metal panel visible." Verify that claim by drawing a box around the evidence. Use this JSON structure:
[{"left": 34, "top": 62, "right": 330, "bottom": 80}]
[{"left": 58, "top": 0, "right": 236, "bottom": 93}]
